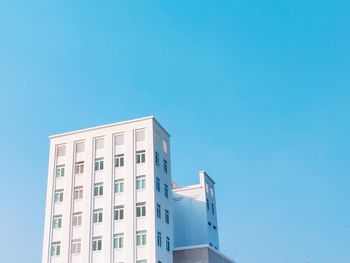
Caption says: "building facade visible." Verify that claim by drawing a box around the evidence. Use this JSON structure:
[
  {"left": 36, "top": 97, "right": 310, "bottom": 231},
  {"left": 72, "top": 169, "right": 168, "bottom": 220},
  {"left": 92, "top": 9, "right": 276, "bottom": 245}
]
[{"left": 42, "top": 116, "right": 173, "bottom": 263}]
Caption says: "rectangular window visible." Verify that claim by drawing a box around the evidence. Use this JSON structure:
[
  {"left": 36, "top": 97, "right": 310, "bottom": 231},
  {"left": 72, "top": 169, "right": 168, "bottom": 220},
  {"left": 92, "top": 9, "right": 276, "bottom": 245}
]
[
  {"left": 211, "top": 203, "right": 215, "bottom": 215},
  {"left": 72, "top": 212, "right": 82, "bottom": 227},
  {"left": 95, "top": 158, "right": 104, "bottom": 171},
  {"left": 165, "top": 209, "right": 169, "bottom": 224},
  {"left": 136, "top": 260, "right": 147, "bottom": 263},
  {"left": 210, "top": 186, "right": 215, "bottom": 197},
  {"left": 115, "top": 134, "right": 124, "bottom": 146},
  {"left": 52, "top": 215, "right": 62, "bottom": 229},
  {"left": 163, "top": 159, "right": 168, "bottom": 173},
  {"left": 95, "top": 138, "right": 104, "bottom": 149},
  {"left": 136, "top": 129, "right": 145, "bottom": 142},
  {"left": 71, "top": 239, "right": 81, "bottom": 254},
  {"left": 157, "top": 232, "right": 162, "bottom": 247},
  {"left": 156, "top": 177, "right": 160, "bottom": 192},
  {"left": 114, "top": 205, "right": 124, "bottom": 221},
  {"left": 92, "top": 237, "right": 102, "bottom": 252},
  {"left": 156, "top": 204, "right": 161, "bottom": 219},
  {"left": 115, "top": 154, "right": 125, "bottom": 167},
  {"left": 166, "top": 236, "right": 170, "bottom": 251},
  {"left": 51, "top": 241, "right": 61, "bottom": 256},
  {"left": 206, "top": 199, "right": 209, "bottom": 210},
  {"left": 73, "top": 187, "right": 83, "bottom": 200},
  {"left": 94, "top": 183, "right": 103, "bottom": 197},
  {"left": 162, "top": 139, "right": 168, "bottom": 153},
  {"left": 76, "top": 141, "right": 85, "bottom": 153},
  {"left": 93, "top": 209, "right": 103, "bottom": 223},
  {"left": 136, "top": 230, "right": 147, "bottom": 246},
  {"left": 113, "top": 233, "right": 124, "bottom": 249},
  {"left": 136, "top": 150, "right": 146, "bottom": 164},
  {"left": 164, "top": 184, "right": 169, "bottom": 198},
  {"left": 55, "top": 165, "right": 65, "bottom": 177},
  {"left": 57, "top": 145, "right": 66, "bottom": 157},
  {"left": 54, "top": 190, "right": 64, "bottom": 203},
  {"left": 114, "top": 179, "right": 124, "bottom": 193},
  {"left": 155, "top": 151, "right": 160, "bottom": 166},
  {"left": 136, "top": 175, "right": 146, "bottom": 190},
  {"left": 136, "top": 202, "right": 146, "bottom": 217},
  {"left": 75, "top": 161, "right": 84, "bottom": 175}
]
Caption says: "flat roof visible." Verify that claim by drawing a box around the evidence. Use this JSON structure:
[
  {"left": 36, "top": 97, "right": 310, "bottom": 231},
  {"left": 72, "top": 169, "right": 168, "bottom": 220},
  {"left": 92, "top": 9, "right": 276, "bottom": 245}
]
[{"left": 49, "top": 115, "right": 171, "bottom": 139}]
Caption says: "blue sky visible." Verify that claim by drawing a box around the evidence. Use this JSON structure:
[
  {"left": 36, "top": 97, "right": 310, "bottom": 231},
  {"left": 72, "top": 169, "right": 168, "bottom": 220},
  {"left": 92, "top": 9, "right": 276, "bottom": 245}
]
[{"left": 0, "top": 1, "right": 349, "bottom": 262}]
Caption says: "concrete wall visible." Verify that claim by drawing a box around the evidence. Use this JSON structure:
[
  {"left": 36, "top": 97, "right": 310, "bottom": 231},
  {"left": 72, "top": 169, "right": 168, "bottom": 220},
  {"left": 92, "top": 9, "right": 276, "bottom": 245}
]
[{"left": 173, "top": 246, "right": 234, "bottom": 263}]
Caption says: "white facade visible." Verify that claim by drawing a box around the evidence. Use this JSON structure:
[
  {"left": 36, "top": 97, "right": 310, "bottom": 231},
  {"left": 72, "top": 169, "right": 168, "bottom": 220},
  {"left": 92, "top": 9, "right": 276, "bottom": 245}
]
[
  {"left": 172, "top": 171, "right": 219, "bottom": 250},
  {"left": 42, "top": 116, "right": 173, "bottom": 263}
]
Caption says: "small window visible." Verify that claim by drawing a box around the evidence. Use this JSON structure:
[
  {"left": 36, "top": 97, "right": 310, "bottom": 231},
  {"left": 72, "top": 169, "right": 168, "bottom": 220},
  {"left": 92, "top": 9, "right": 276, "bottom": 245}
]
[
  {"left": 211, "top": 203, "right": 215, "bottom": 215},
  {"left": 57, "top": 145, "right": 66, "bottom": 157},
  {"left": 55, "top": 165, "right": 65, "bottom": 177},
  {"left": 72, "top": 212, "right": 82, "bottom": 227},
  {"left": 71, "top": 239, "right": 81, "bottom": 254},
  {"left": 136, "top": 202, "right": 146, "bottom": 217},
  {"left": 114, "top": 206, "right": 124, "bottom": 221},
  {"left": 76, "top": 142, "right": 85, "bottom": 153},
  {"left": 165, "top": 209, "right": 169, "bottom": 224},
  {"left": 166, "top": 236, "right": 170, "bottom": 251},
  {"left": 95, "top": 138, "right": 104, "bottom": 149},
  {"left": 92, "top": 237, "right": 102, "bottom": 252},
  {"left": 114, "top": 179, "right": 124, "bottom": 193},
  {"left": 208, "top": 221, "right": 212, "bottom": 226},
  {"left": 164, "top": 184, "right": 169, "bottom": 198},
  {"left": 156, "top": 177, "right": 160, "bottom": 192},
  {"left": 136, "top": 175, "right": 146, "bottom": 190},
  {"left": 206, "top": 199, "right": 209, "bottom": 210},
  {"left": 136, "top": 230, "right": 147, "bottom": 246},
  {"left": 95, "top": 158, "right": 104, "bottom": 171},
  {"left": 162, "top": 139, "right": 168, "bottom": 153},
  {"left": 114, "top": 134, "right": 124, "bottom": 146},
  {"left": 136, "top": 150, "right": 146, "bottom": 164},
  {"left": 52, "top": 215, "right": 62, "bottom": 229},
  {"left": 51, "top": 241, "right": 61, "bottom": 256},
  {"left": 115, "top": 154, "right": 124, "bottom": 167},
  {"left": 163, "top": 159, "right": 167, "bottom": 173},
  {"left": 136, "top": 129, "right": 145, "bottom": 142},
  {"left": 213, "top": 225, "right": 217, "bottom": 230},
  {"left": 156, "top": 204, "right": 161, "bottom": 219},
  {"left": 94, "top": 183, "right": 103, "bottom": 197},
  {"left": 136, "top": 260, "right": 147, "bottom": 263},
  {"left": 54, "top": 190, "right": 64, "bottom": 203},
  {"left": 205, "top": 183, "right": 209, "bottom": 193},
  {"left": 75, "top": 161, "right": 84, "bottom": 175},
  {"left": 157, "top": 232, "right": 162, "bottom": 247},
  {"left": 155, "top": 151, "right": 160, "bottom": 166},
  {"left": 93, "top": 209, "right": 103, "bottom": 223},
  {"left": 73, "top": 187, "right": 83, "bottom": 200},
  {"left": 113, "top": 233, "right": 124, "bottom": 249}
]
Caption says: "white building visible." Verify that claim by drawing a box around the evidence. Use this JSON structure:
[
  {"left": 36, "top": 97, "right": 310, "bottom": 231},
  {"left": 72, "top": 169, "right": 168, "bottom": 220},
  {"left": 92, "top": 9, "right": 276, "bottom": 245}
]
[{"left": 42, "top": 116, "right": 233, "bottom": 263}]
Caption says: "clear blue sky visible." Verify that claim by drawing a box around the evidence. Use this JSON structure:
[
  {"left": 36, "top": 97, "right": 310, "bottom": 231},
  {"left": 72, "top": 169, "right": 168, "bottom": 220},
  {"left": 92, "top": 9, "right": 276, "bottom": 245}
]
[{"left": 0, "top": 1, "right": 349, "bottom": 263}]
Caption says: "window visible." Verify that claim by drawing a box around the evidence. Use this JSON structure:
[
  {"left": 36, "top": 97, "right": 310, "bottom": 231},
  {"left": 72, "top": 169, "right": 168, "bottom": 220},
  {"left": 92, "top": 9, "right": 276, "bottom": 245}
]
[
  {"left": 94, "top": 183, "right": 103, "bottom": 197},
  {"left": 54, "top": 190, "right": 64, "bottom": 203},
  {"left": 52, "top": 215, "right": 62, "bottom": 229},
  {"left": 206, "top": 199, "right": 209, "bottom": 210},
  {"left": 165, "top": 210, "right": 169, "bottom": 224},
  {"left": 73, "top": 187, "right": 83, "bottom": 200},
  {"left": 51, "top": 241, "right": 61, "bottom": 256},
  {"left": 95, "top": 138, "right": 104, "bottom": 149},
  {"left": 213, "top": 225, "right": 217, "bottom": 230},
  {"left": 76, "top": 141, "right": 85, "bottom": 153},
  {"left": 75, "top": 161, "right": 84, "bottom": 174},
  {"left": 157, "top": 232, "right": 162, "bottom": 247},
  {"left": 205, "top": 183, "right": 209, "bottom": 193},
  {"left": 136, "top": 150, "right": 146, "bottom": 164},
  {"left": 136, "top": 260, "right": 147, "bottom": 263},
  {"left": 56, "top": 165, "right": 65, "bottom": 177},
  {"left": 136, "top": 202, "right": 146, "bottom": 217},
  {"left": 155, "top": 151, "right": 160, "bottom": 166},
  {"left": 72, "top": 212, "right": 82, "bottom": 227},
  {"left": 113, "top": 233, "right": 124, "bottom": 249},
  {"left": 115, "top": 154, "right": 124, "bottom": 167},
  {"left": 95, "top": 158, "right": 104, "bottom": 171},
  {"left": 208, "top": 221, "right": 212, "bottom": 226},
  {"left": 164, "top": 184, "right": 169, "bottom": 198},
  {"left": 114, "top": 179, "right": 124, "bottom": 193},
  {"left": 163, "top": 159, "right": 168, "bottom": 173},
  {"left": 136, "top": 175, "right": 146, "bottom": 190},
  {"left": 210, "top": 186, "right": 214, "bottom": 197},
  {"left": 71, "top": 239, "right": 81, "bottom": 254},
  {"left": 166, "top": 236, "right": 170, "bottom": 251},
  {"left": 156, "top": 204, "right": 161, "bottom": 219},
  {"left": 156, "top": 177, "right": 160, "bottom": 192},
  {"left": 115, "top": 134, "right": 124, "bottom": 145},
  {"left": 114, "top": 206, "right": 124, "bottom": 221},
  {"left": 93, "top": 209, "right": 103, "bottom": 223},
  {"left": 162, "top": 139, "right": 168, "bottom": 153},
  {"left": 136, "top": 129, "right": 145, "bottom": 142},
  {"left": 57, "top": 144, "right": 66, "bottom": 156},
  {"left": 136, "top": 230, "right": 147, "bottom": 246},
  {"left": 211, "top": 203, "right": 215, "bottom": 215},
  {"left": 92, "top": 237, "right": 102, "bottom": 252}
]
